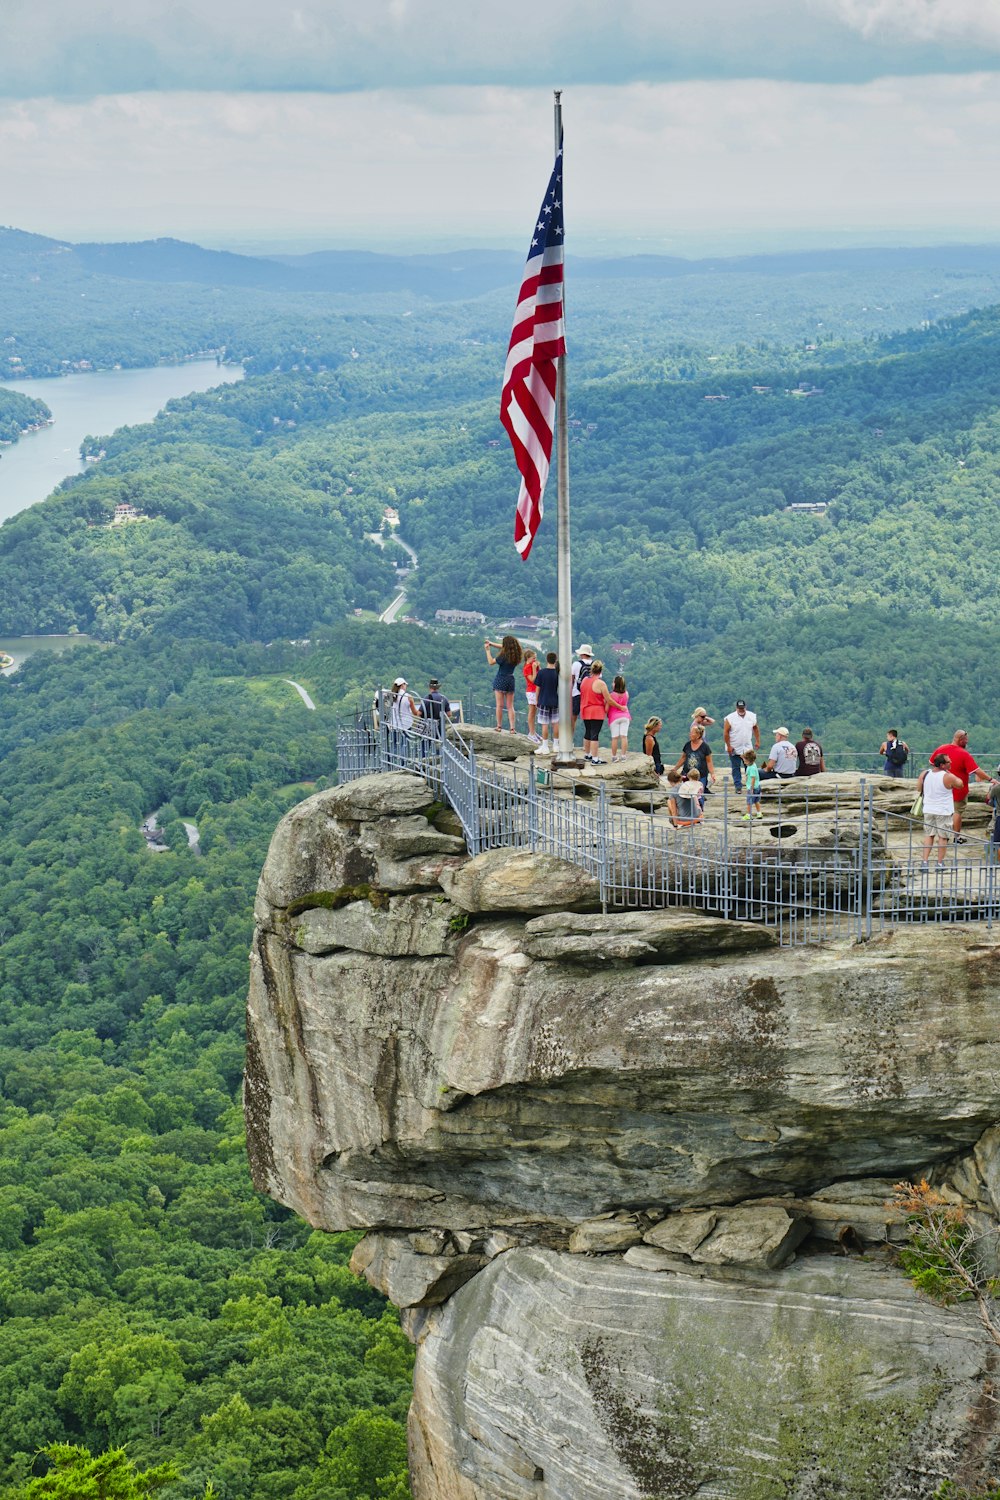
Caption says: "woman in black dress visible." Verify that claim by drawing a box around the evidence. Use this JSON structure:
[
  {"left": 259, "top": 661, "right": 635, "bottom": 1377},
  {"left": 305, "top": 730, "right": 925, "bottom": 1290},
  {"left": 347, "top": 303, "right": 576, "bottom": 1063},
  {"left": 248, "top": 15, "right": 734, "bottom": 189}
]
[
  {"left": 485, "top": 635, "right": 523, "bottom": 731},
  {"left": 643, "top": 717, "right": 664, "bottom": 777}
]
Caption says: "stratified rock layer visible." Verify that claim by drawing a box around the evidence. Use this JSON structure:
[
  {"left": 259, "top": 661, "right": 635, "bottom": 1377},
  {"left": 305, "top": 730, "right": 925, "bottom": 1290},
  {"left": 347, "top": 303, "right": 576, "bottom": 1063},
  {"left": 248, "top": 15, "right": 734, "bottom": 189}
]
[
  {"left": 247, "top": 771, "right": 1000, "bottom": 1499},
  {"left": 408, "top": 1249, "right": 993, "bottom": 1500}
]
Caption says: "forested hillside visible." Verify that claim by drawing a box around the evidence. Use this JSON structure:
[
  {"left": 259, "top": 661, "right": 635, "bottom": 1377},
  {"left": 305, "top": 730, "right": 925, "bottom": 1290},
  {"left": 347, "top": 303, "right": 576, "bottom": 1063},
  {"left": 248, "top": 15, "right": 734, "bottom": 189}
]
[
  {"left": 0, "top": 643, "right": 413, "bottom": 1499},
  {"left": 6, "top": 224, "right": 1000, "bottom": 380},
  {"left": 0, "top": 389, "right": 50, "bottom": 447},
  {"left": 4, "top": 297, "right": 1000, "bottom": 746}
]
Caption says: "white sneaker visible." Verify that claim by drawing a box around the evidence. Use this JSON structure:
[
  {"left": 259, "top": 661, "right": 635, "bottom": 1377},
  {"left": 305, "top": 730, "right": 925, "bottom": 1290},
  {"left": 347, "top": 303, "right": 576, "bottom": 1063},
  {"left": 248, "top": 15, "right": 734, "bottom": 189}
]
[{"left": 537, "top": 742, "right": 550, "bottom": 755}]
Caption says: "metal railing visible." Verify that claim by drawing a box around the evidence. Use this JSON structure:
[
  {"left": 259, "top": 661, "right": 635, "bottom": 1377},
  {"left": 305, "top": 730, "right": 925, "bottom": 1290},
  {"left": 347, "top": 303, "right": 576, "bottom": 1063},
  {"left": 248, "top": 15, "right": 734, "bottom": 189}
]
[{"left": 337, "top": 707, "right": 999, "bottom": 946}]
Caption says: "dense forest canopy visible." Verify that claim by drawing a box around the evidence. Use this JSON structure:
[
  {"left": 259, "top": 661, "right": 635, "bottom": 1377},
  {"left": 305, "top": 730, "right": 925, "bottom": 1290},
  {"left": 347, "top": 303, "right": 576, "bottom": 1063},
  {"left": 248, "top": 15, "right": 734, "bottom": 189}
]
[{"left": 0, "top": 640, "right": 414, "bottom": 1499}]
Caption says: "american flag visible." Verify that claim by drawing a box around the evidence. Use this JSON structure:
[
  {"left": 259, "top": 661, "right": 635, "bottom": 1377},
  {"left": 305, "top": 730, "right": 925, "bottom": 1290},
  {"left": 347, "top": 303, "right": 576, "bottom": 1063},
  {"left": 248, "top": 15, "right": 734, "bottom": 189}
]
[{"left": 500, "top": 139, "right": 566, "bottom": 560}]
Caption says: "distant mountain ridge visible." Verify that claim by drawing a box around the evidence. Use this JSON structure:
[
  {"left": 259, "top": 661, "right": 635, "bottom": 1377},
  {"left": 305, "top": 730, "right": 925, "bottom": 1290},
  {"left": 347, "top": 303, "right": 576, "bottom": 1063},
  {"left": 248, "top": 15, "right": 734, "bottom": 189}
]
[{"left": 4, "top": 225, "right": 1000, "bottom": 303}]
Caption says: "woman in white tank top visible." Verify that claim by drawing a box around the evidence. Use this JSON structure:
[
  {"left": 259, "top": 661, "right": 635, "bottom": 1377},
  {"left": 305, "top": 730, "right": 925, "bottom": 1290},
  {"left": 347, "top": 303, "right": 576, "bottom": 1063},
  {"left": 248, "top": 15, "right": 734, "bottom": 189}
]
[{"left": 918, "top": 753, "right": 961, "bottom": 868}]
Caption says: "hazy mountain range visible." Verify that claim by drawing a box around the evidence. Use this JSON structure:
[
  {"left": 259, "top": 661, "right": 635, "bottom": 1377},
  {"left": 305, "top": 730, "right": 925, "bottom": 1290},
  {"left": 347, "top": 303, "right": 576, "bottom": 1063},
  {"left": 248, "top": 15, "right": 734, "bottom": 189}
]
[{"left": 5, "top": 224, "right": 1000, "bottom": 303}]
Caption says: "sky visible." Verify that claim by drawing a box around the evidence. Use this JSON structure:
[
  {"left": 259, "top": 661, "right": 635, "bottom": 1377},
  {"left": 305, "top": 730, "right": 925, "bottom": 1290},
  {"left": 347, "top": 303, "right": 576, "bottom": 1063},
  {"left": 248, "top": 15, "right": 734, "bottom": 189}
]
[{"left": 2, "top": 0, "right": 1000, "bottom": 253}]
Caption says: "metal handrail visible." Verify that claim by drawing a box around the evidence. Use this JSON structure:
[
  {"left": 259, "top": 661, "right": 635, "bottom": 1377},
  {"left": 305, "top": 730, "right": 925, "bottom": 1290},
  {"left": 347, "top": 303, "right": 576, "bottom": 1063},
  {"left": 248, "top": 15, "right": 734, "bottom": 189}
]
[{"left": 337, "top": 704, "right": 999, "bottom": 946}]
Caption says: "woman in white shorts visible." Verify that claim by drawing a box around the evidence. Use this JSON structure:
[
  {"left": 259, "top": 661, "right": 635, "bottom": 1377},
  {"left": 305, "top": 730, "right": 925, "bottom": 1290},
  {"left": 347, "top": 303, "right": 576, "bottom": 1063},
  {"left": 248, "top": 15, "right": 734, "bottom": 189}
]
[
  {"left": 522, "top": 650, "right": 539, "bottom": 742},
  {"left": 917, "top": 753, "right": 962, "bottom": 869}
]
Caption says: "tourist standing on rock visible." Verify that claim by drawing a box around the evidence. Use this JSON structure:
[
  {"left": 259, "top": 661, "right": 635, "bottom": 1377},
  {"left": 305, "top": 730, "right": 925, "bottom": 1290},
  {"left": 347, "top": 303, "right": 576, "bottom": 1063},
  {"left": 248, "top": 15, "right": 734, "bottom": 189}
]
[
  {"left": 672, "top": 724, "right": 715, "bottom": 796},
  {"left": 389, "top": 677, "right": 423, "bottom": 734},
  {"left": 917, "top": 754, "right": 963, "bottom": 869},
  {"left": 570, "top": 645, "right": 594, "bottom": 734},
  {"left": 579, "top": 659, "right": 612, "bottom": 765},
  {"left": 522, "top": 650, "right": 540, "bottom": 743},
  {"left": 608, "top": 676, "right": 631, "bottom": 762},
  {"left": 723, "top": 700, "right": 759, "bottom": 792},
  {"left": 927, "top": 730, "right": 992, "bottom": 842},
  {"left": 643, "top": 717, "right": 664, "bottom": 778},
  {"left": 534, "top": 651, "right": 560, "bottom": 755},
  {"left": 760, "top": 728, "right": 799, "bottom": 782},
  {"left": 422, "top": 678, "right": 451, "bottom": 734},
  {"left": 795, "top": 728, "right": 825, "bottom": 776},
  {"left": 988, "top": 767, "right": 1000, "bottom": 863},
  {"left": 485, "top": 635, "right": 523, "bottom": 732},
  {"left": 880, "top": 729, "right": 910, "bottom": 777},
  {"left": 742, "top": 750, "right": 763, "bottom": 820}
]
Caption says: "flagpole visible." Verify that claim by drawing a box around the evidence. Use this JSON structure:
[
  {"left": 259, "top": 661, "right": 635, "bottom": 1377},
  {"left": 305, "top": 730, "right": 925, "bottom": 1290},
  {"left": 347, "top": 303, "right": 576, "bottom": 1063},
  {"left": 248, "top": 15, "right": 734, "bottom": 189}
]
[{"left": 552, "top": 90, "right": 577, "bottom": 765}]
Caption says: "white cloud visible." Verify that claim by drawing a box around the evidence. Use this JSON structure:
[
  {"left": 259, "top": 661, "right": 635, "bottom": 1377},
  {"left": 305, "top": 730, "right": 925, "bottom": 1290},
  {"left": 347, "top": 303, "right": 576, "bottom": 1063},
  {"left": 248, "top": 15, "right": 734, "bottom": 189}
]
[
  {"left": 821, "top": 0, "right": 1000, "bottom": 46},
  {"left": 0, "top": 0, "right": 998, "bottom": 97},
  {"left": 2, "top": 77, "right": 1000, "bottom": 247}
]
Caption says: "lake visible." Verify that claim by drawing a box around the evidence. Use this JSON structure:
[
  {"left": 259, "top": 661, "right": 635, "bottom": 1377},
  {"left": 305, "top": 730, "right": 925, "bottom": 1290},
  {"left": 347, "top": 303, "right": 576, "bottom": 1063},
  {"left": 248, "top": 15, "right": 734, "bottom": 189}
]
[
  {"left": 0, "top": 360, "right": 244, "bottom": 523},
  {"left": 0, "top": 634, "right": 94, "bottom": 676}
]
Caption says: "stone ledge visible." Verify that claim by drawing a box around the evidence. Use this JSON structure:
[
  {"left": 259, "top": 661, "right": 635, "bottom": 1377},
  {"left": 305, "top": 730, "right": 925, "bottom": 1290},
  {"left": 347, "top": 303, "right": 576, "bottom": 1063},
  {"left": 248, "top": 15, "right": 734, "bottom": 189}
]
[
  {"left": 439, "top": 848, "right": 601, "bottom": 914},
  {"left": 523, "top": 908, "right": 777, "bottom": 964}
]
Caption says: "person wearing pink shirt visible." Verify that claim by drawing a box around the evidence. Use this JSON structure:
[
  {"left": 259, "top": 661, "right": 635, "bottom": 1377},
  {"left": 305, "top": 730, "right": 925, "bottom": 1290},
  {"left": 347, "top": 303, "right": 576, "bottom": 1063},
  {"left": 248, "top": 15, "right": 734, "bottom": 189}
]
[{"left": 608, "top": 675, "right": 631, "bottom": 761}]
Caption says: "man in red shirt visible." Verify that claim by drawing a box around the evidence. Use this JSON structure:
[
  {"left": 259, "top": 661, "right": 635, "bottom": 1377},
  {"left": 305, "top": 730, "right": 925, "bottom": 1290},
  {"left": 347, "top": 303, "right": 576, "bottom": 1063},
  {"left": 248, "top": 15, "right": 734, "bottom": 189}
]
[{"left": 927, "top": 730, "right": 992, "bottom": 841}]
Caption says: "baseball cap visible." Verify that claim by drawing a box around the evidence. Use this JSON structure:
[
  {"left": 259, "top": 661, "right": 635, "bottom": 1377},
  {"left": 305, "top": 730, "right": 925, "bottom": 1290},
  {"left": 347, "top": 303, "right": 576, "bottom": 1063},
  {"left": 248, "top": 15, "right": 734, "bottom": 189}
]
[
  {"left": 392, "top": 677, "right": 407, "bottom": 688},
  {"left": 428, "top": 678, "right": 440, "bottom": 688},
  {"left": 735, "top": 699, "right": 746, "bottom": 708},
  {"left": 774, "top": 726, "right": 789, "bottom": 736}
]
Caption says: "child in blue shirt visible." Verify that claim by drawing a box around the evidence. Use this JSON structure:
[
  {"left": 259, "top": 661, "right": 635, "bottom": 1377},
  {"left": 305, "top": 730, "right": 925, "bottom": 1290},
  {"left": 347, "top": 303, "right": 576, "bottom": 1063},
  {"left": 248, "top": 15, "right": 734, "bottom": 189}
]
[{"left": 743, "top": 750, "right": 762, "bottom": 820}]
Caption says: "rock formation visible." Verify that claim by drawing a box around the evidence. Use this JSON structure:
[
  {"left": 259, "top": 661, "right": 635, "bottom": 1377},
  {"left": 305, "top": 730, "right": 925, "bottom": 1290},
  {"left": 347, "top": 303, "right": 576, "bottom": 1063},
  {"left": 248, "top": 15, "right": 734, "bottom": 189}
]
[{"left": 247, "top": 771, "right": 1000, "bottom": 1498}]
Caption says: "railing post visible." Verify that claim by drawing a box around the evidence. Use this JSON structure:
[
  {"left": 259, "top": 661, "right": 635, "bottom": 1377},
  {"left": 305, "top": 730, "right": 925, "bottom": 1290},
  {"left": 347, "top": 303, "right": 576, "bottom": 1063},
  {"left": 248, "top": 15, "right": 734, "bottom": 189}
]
[
  {"left": 598, "top": 778, "right": 609, "bottom": 913},
  {"left": 528, "top": 754, "right": 539, "bottom": 853},
  {"left": 863, "top": 780, "right": 869, "bottom": 930},
  {"left": 987, "top": 842, "right": 996, "bottom": 931},
  {"left": 722, "top": 778, "right": 731, "bottom": 919},
  {"left": 467, "top": 741, "right": 481, "bottom": 856}
]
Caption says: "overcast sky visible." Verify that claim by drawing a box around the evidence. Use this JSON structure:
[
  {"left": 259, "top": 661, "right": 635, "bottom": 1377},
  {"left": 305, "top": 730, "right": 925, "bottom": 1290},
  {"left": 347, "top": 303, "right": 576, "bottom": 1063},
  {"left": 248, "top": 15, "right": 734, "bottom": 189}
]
[{"left": 3, "top": 0, "right": 1000, "bottom": 252}]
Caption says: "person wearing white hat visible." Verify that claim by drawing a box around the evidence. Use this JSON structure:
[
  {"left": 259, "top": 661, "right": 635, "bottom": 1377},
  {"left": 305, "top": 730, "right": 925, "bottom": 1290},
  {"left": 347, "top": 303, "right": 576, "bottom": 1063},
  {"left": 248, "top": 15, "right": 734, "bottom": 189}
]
[
  {"left": 570, "top": 645, "right": 594, "bottom": 735},
  {"left": 389, "top": 677, "right": 423, "bottom": 733},
  {"left": 760, "top": 727, "right": 798, "bottom": 781}
]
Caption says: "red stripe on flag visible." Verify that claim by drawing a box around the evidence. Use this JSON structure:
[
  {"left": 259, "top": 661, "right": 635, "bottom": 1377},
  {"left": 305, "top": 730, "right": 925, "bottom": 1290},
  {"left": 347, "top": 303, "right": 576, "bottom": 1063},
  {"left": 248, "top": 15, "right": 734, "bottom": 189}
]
[{"left": 499, "top": 149, "right": 566, "bottom": 560}]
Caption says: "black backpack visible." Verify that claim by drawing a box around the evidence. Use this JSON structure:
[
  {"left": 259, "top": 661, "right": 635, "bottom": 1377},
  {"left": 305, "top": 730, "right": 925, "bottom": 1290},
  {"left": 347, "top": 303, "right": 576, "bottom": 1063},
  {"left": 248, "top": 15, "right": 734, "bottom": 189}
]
[{"left": 886, "top": 740, "right": 907, "bottom": 767}]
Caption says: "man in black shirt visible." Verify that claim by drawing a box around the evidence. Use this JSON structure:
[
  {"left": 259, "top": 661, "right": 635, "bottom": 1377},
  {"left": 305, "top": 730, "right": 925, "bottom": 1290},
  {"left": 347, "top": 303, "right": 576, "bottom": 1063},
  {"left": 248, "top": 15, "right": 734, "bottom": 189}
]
[{"left": 423, "top": 678, "right": 451, "bottom": 734}]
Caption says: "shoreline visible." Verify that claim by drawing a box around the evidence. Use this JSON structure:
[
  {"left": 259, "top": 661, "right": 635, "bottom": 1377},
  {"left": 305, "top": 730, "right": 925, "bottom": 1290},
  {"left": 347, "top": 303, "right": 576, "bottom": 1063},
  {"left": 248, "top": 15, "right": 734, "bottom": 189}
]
[{"left": 1, "top": 352, "right": 243, "bottom": 385}]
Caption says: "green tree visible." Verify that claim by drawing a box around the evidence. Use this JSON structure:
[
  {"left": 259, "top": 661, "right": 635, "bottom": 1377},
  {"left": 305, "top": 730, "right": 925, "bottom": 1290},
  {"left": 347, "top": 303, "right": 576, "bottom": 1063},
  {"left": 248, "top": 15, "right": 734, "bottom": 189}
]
[{"left": 10, "top": 1443, "right": 181, "bottom": 1498}]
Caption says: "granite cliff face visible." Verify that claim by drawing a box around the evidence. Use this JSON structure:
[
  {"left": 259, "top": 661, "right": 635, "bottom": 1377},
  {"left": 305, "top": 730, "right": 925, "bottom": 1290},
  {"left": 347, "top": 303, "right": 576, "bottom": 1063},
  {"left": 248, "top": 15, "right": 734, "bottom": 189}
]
[{"left": 247, "top": 771, "right": 1000, "bottom": 1499}]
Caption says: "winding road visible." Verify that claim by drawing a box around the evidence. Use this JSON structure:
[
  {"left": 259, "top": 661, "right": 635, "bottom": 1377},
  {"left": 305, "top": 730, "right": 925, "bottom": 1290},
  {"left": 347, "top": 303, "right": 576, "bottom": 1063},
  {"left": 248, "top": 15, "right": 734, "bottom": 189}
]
[
  {"left": 283, "top": 679, "right": 316, "bottom": 710},
  {"left": 367, "top": 531, "right": 419, "bottom": 624}
]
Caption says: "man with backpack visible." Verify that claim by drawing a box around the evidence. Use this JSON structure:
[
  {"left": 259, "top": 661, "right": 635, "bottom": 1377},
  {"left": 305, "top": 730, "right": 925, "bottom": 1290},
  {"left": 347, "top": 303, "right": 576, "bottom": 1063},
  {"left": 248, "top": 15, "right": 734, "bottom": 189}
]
[
  {"left": 570, "top": 645, "right": 593, "bottom": 735},
  {"left": 422, "top": 678, "right": 451, "bottom": 735},
  {"left": 880, "top": 729, "right": 909, "bottom": 778}
]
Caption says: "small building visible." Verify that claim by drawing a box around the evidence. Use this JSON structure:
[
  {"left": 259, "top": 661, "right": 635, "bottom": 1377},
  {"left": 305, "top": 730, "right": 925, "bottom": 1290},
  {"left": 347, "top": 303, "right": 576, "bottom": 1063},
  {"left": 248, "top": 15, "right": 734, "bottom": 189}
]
[
  {"left": 435, "top": 609, "right": 486, "bottom": 626},
  {"left": 111, "top": 502, "right": 145, "bottom": 525},
  {"left": 784, "top": 502, "right": 828, "bottom": 515},
  {"left": 383, "top": 506, "right": 400, "bottom": 527},
  {"left": 610, "top": 641, "right": 635, "bottom": 658}
]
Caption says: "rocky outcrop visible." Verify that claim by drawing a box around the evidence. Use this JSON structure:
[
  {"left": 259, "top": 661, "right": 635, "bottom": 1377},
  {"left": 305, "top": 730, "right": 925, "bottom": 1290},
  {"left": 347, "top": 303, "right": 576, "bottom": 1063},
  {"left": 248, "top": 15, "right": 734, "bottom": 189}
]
[
  {"left": 408, "top": 1249, "right": 995, "bottom": 1500},
  {"left": 247, "top": 771, "right": 1000, "bottom": 1498}
]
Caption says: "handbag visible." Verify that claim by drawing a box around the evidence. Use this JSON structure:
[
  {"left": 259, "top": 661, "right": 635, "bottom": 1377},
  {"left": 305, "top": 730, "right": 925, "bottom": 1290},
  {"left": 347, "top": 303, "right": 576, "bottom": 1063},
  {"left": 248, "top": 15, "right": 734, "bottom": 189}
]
[{"left": 910, "top": 791, "right": 923, "bottom": 817}]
